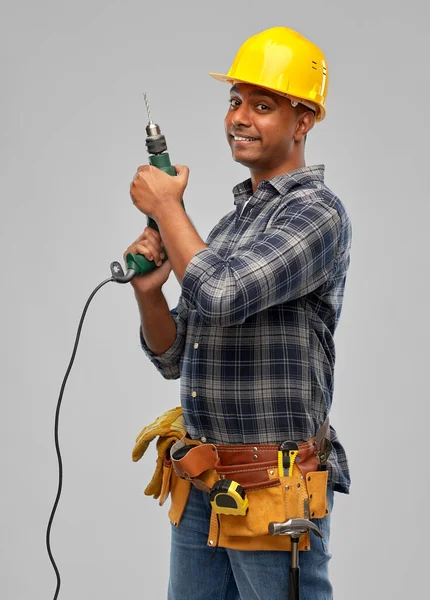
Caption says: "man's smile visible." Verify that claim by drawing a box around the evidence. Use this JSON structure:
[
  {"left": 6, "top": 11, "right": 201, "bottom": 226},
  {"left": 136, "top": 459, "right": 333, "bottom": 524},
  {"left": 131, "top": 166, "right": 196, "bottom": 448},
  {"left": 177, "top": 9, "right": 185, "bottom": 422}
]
[{"left": 230, "top": 134, "right": 260, "bottom": 144}]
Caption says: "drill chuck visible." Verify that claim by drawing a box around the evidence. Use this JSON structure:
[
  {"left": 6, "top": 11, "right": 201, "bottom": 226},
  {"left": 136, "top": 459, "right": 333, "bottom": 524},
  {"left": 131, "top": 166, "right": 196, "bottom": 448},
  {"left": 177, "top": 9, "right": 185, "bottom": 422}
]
[
  {"left": 146, "top": 122, "right": 161, "bottom": 137},
  {"left": 145, "top": 131, "right": 167, "bottom": 155},
  {"left": 146, "top": 121, "right": 167, "bottom": 154}
]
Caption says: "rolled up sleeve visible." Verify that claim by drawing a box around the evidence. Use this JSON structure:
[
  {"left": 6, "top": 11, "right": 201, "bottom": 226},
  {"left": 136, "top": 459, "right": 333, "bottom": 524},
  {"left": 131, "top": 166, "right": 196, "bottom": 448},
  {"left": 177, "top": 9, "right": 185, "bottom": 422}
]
[
  {"left": 181, "top": 201, "right": 341, "bottom": 327},
  {"left": 140, "top": 296, "right": 188, "bottom": 379}
]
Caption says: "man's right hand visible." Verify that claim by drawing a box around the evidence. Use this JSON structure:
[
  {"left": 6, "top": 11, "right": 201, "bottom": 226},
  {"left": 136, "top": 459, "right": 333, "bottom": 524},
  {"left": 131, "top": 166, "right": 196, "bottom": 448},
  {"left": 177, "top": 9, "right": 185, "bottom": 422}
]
[{"left": 123, "top": 227, "right": 172, "bottom": 294}]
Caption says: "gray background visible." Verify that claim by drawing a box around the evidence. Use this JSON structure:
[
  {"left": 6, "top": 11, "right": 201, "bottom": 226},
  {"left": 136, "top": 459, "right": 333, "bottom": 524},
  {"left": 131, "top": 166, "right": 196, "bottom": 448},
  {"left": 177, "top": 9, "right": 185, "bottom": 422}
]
[{"left": 1, "top": 0, "right": 428, "bottom": 598}]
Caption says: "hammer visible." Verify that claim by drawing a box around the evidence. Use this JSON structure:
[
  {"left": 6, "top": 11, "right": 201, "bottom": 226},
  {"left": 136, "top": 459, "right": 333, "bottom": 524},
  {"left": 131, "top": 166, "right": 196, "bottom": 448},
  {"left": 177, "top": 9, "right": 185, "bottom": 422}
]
[{"left": 269, "top": 518, "right": 323, "bottom": 600}]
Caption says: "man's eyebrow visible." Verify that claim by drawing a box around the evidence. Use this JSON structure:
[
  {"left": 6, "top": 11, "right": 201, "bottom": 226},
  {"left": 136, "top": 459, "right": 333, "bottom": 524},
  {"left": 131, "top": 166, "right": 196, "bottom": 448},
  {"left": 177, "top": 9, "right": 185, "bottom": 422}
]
[
  {"left": 248, "top": 89, "right": 280, "bottom": 105},
  {"left": 229, "top": 85, "right": 280, "bottom": 105}
]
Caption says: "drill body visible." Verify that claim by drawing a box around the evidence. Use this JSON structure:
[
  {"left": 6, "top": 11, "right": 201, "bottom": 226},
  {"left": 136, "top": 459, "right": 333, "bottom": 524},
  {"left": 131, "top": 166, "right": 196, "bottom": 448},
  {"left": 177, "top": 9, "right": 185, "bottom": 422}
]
[{"left": 126, "top": 98, "right": 184, "bottom": 276}]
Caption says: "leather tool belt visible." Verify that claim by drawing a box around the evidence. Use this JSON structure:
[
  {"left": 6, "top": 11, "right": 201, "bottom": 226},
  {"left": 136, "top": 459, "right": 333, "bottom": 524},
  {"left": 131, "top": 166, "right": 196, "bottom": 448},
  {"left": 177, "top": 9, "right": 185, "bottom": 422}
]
[
  {"left": 170, "top": 438, "right": 321, "bottom": 491},
  {"left": 170, "top": 417, "right": 331, "bottom": 492},
  {"left": 166, "top": 419, "right": 332, "bottom": 551}
]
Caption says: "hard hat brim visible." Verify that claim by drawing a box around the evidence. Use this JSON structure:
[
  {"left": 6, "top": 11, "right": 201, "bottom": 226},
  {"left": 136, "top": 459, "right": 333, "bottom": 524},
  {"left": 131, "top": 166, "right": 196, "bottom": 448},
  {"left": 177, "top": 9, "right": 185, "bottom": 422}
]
[
  {"left": 208, "top": 72, "right": 324, "bottom": 121},
  {"left": 209, "top": 72, "right": 236, "bottom": 84}
]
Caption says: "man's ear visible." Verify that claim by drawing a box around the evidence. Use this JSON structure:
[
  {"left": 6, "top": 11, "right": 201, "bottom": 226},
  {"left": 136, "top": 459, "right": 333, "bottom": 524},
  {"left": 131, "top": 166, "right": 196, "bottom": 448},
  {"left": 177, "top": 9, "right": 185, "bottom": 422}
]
[{"left": 294, "top": 111, "right": 316, "bottom": 142}]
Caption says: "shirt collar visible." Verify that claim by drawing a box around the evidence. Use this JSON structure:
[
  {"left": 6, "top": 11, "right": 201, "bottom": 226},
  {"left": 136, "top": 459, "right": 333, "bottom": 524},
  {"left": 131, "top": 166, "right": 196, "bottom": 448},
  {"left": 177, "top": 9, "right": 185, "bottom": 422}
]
[{"left": 232, "top": 164, "right": 325, "bottom": 205}]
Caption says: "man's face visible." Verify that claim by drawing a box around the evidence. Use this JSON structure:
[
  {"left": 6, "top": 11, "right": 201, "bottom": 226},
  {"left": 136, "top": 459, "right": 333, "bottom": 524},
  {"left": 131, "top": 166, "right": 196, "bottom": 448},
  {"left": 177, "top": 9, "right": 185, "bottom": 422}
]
[{"left": 224, "top": 83, "right": 300, "bottom": 170}]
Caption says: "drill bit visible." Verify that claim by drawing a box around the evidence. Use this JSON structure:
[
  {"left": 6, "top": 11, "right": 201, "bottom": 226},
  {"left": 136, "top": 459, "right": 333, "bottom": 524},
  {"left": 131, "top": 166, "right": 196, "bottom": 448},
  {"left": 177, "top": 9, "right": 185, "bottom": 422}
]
[{"left": 143, "top": 92, "right": 153, "bottom": 124}]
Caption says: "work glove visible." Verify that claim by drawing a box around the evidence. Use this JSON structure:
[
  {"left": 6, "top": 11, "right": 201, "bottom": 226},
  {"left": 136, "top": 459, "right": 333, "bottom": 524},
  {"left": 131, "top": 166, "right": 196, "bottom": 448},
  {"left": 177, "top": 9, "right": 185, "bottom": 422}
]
[{"left": 132, "top": 406, "right": 186, "bottom": 501}]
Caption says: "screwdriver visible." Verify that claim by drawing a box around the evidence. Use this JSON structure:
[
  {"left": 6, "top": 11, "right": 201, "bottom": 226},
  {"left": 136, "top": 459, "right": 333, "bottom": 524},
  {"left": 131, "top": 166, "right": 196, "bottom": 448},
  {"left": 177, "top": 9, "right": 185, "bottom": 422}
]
[{"left": 125, "top": 93, "right": 185, "bottom": 276}]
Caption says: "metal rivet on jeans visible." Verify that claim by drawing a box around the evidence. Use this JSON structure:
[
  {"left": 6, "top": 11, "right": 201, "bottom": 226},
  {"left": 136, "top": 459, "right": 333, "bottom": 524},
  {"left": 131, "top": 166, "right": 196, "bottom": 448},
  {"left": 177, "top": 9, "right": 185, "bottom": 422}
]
[
  {"left": 285, "top": 485, "right": 289, "bottom": 490},
  {"left": 253, "top": 454, "right": 258, "bottom": 460},
  {"left": 209, "top": 540, "right": 214, "bottom": 546},
  {"left": 253, "top": 447, "right": 258, "bottom": 452},
  {"left": 173, "top": 522, "right": 177, "bottom": 527},
  {"left": 296, "top": 483, "right": 301, "bottom": 488},
  {"left": 269, "top": 470, "right": 275, "bottom": 476}
]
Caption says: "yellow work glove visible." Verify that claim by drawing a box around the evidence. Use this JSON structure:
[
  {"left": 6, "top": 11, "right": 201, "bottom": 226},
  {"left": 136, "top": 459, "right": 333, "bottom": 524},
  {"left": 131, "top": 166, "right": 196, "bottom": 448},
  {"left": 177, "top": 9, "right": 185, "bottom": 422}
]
[{"left": 132, "top": 406, "right": 186, "bottom": 501}]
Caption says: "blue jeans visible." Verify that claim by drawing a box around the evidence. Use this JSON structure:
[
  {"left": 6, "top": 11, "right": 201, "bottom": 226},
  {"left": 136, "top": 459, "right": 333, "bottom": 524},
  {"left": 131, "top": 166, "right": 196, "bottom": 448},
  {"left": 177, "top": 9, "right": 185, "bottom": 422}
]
[{"left": 168, "top": 484, "right": 334, "bottom": 600}]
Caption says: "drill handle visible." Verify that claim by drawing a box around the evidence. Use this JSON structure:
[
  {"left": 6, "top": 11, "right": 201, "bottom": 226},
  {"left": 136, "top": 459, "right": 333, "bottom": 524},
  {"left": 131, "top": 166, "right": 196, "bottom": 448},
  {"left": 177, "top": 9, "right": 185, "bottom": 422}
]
[{"left": 126, "top": 155, "right": 184, "bottom": 276}]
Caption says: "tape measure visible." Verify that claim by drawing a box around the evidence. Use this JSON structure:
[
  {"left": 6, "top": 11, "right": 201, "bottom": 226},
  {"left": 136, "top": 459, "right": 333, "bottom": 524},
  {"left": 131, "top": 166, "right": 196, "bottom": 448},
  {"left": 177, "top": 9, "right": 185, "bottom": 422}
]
[{"left": 209, "top": 480, "right": 249, "bottom": 516}]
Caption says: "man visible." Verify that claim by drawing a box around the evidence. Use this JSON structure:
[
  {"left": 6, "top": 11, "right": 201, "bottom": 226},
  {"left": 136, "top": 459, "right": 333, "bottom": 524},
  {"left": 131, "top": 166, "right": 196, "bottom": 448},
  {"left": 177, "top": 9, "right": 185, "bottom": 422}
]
[{"left": 126, "top": 27, "right": 352, "bottom": 600}]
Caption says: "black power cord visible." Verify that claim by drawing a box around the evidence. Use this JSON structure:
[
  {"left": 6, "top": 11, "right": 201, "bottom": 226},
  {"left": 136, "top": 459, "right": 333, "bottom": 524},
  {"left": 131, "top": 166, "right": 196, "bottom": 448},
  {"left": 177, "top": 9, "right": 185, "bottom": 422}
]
[{"left": 46, "top": 275, "right": 114, "bottom": 600}]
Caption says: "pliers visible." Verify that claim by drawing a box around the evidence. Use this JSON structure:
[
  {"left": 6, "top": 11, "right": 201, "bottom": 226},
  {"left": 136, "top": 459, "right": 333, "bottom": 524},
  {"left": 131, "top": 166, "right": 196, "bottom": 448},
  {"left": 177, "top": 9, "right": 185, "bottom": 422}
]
[{"left": 316, "top": 439, "right": 333, "bottom": 471}]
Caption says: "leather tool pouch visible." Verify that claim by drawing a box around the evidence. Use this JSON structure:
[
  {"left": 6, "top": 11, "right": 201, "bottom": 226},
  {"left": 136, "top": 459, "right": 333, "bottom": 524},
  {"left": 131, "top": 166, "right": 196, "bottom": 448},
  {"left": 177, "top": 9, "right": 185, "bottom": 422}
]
[
  {"left": 163, "top": 437, "right": 218, "bottom": 527},
  {"left": 208, "top": 442, "right": 330, "bottom": 552}
]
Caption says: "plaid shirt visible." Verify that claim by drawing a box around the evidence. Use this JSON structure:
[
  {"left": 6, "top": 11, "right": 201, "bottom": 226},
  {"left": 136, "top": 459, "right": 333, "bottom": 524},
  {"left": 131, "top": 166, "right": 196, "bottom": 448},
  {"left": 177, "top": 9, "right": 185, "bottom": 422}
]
[{"left": 141, "top": 165, "right": 352, "bottom": 493}]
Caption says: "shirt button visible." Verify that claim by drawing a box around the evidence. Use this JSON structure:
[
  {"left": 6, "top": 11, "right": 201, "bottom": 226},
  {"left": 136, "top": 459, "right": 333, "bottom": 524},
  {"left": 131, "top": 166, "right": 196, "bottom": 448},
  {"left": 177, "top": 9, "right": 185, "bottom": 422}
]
[
  {"left": 194, "top": 343, "right": 199, "bottom": 349},
  {"left": 191, "top": 391, "right": 197, "bottom": 398},
  {"left": 201, "top": 436, "right": 207, "bottom": 443}
]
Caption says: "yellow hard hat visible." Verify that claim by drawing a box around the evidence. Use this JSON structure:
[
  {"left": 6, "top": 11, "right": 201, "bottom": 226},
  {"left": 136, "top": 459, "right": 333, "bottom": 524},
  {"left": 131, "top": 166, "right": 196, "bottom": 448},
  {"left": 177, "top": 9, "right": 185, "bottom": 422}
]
[{"left": 209, "top": 27, "right": 329, "bottom": 122}]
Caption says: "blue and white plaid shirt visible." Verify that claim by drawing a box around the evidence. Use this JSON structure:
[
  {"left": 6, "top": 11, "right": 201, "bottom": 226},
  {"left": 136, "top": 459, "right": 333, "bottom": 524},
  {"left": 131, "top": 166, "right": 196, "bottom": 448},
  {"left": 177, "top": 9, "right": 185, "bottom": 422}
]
[{"left": 141, "top": 165, "right": 352, "bottom": 493}]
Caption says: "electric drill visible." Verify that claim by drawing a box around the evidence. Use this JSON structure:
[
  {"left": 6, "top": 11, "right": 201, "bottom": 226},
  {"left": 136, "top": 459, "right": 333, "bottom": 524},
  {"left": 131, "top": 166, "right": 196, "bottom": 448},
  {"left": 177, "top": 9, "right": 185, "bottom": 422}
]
[{"left": 110, "top": 93, "right": 184, "bottom": 283}]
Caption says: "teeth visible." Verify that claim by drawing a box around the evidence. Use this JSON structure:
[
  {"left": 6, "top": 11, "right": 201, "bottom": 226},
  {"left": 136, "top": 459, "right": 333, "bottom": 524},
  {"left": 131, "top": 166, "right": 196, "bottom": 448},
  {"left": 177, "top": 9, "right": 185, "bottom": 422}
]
[{"left": 233, "top": 136, "right": 256, "bottom": 141}]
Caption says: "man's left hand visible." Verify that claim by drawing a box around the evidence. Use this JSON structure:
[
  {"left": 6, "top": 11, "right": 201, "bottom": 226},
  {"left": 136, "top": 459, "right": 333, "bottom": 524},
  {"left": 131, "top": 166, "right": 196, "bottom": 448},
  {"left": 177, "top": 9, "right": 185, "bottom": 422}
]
[{"left": 130, "top": 164, "right": 189, "bottom": 221}]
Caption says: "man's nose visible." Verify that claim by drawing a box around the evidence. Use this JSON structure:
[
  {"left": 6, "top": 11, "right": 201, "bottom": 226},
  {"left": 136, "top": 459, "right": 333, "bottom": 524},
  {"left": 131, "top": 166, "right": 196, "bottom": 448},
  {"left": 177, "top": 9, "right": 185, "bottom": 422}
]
[{"left": 231, "top": 103, "right": 252, "bottom": 128}]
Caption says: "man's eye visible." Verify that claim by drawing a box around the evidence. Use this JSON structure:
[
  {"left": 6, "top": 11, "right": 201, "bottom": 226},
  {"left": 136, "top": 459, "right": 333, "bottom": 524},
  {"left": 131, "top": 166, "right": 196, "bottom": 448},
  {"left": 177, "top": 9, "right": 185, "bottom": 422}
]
[
  {"left": 257, "top": 103, "right": 270, "bottom": 111},
  {"left": 229, "top": 99, "right": 240, "bottom": 107}
]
